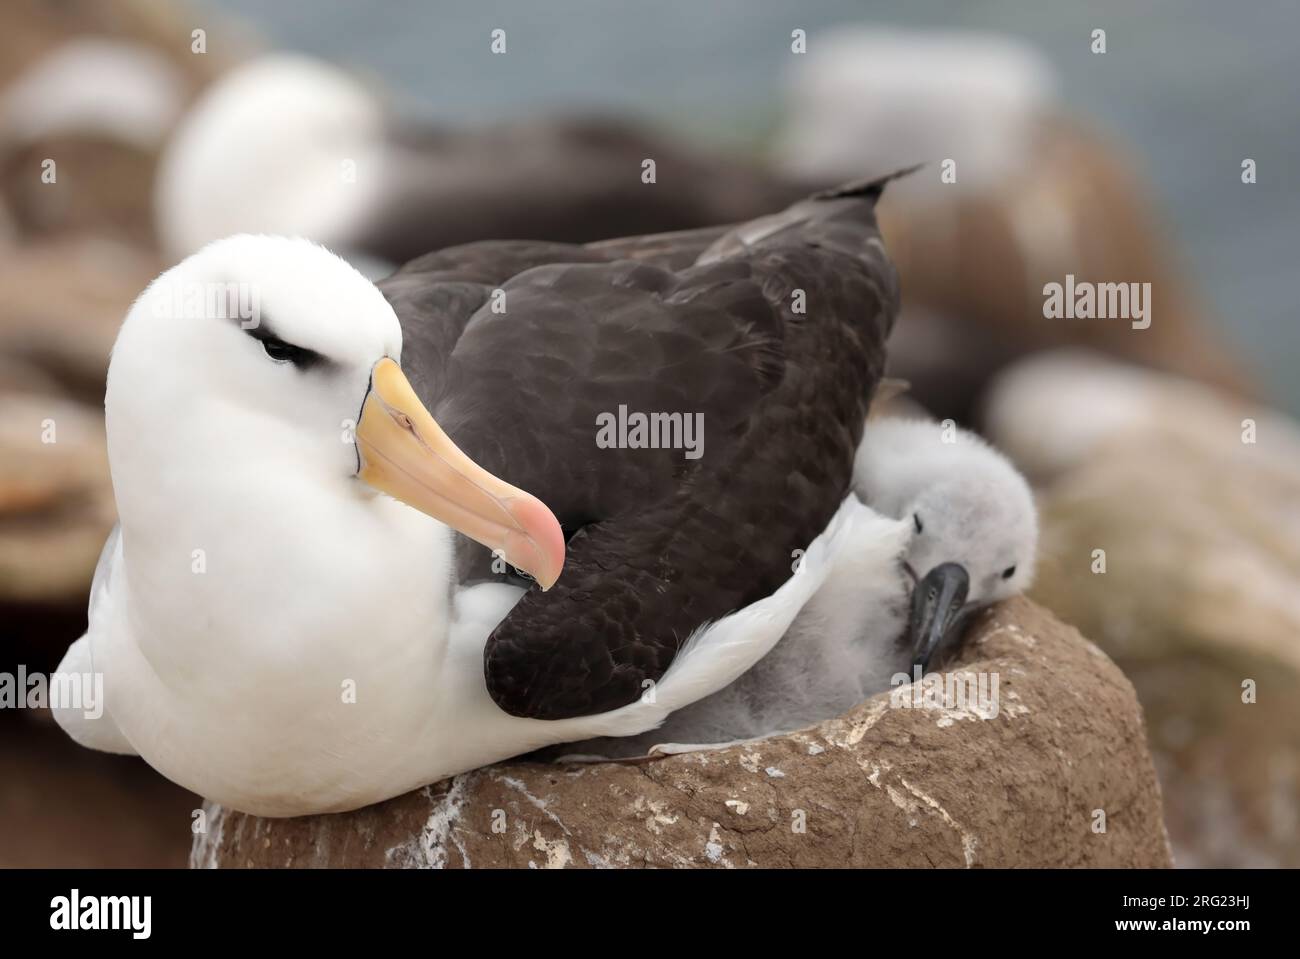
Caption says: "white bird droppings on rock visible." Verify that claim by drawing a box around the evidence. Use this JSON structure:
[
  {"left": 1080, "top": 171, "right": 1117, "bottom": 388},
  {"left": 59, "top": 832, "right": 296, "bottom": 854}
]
[
  {"left": 532, "top": 831, "right": 572, "bottom": 869},
  {"left": 704, "top": 822, "right": 732, "bottom": 867},
  {"left": 385, "top": 776, "right": 474, "bottom": 869}
]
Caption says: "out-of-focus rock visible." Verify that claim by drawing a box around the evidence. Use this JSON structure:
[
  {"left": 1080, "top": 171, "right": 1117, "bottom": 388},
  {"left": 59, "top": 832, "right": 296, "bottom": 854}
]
[
  {"left": 881, "top": 120, "right": 1251, "bottom": 414},
  {"left": 0, "top": 0, "right": 236, "bottom": 91},
  {"left": 0, "top": 237, "right": 159, "bottom": 401},
  {"left": 986, "top": 350, "right": 1300, "bottom": 866},
  {"left": 0, "top": 39, "right": 182, "bottom": 245},
  {"left": 0, "top": 392, "right": 114, "bottom": 603},
  {"left": 775, "top": 27, "right": 1252, "bottom": 422},
  {"left": 0, "top": 711, "right": 197, "bottom": 867},
  {"left": 193, "top": 598, "right": 1171, "bottom": 868},
  {"left": 0, "top": 135, "right": 162, "bottom": 250},
  {"left": 0, "top": 239, "right": 154, "bottom": 604},
  {"left": 0, "top": 2, "right": 252, "bottom": 246}
]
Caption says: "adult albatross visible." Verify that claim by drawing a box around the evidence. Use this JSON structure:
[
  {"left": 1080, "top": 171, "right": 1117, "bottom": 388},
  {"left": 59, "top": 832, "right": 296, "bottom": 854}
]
[
  {"left": 382, "top": 175, "right": 902, "bottom": 719},
  {"left": 52, "top": 175, "right": 901, "bottom": 815}
]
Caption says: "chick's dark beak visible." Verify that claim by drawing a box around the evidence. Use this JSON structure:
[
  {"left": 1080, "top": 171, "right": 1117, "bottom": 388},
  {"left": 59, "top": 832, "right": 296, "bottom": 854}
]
[{"left": 908, "top": 562, "right": 971, "bottom": 671}]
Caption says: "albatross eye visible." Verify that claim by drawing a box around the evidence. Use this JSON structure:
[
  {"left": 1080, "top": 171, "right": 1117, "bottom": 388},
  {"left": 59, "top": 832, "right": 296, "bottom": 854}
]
[
  {"left": 261, "top": 336, "right": 303, "bottom": 364},
  {"left": 1002, "top": 565, "right": 1016, "bottom": 579},
  {"left": 243, "top": 325, "right": 322, "bottom": 370},
  {"left": 913, "top": 513, "right": 923, "bottom": 534}
]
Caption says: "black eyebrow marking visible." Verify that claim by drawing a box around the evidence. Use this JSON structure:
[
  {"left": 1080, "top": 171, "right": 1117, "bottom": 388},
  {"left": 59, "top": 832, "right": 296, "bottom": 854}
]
[{"left": 240, "top": 319, "right": 329, "bottom": 371}]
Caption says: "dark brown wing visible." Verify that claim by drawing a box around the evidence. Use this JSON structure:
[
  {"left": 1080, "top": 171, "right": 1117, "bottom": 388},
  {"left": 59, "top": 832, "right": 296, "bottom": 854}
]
[{"left": 379, "top": 174, "right": 902, "bottom": 720}]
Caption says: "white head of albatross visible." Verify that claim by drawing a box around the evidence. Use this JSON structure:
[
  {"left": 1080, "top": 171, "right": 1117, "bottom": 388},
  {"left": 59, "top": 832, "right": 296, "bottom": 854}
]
[
  {"left": 70, "top": 235, "right": 572, "bottom": 814},
  {"left": 110, "top": 234, "right": 565, "bottom": 588}
]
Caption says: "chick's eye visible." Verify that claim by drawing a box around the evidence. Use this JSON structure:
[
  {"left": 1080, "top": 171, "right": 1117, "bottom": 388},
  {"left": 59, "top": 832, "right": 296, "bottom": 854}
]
[
  {"left": 1002, "top": 565, "right": 1017, "bottom": 580},
  {"left": 913, "top": 513, "right": 923, "bottom": 534}
]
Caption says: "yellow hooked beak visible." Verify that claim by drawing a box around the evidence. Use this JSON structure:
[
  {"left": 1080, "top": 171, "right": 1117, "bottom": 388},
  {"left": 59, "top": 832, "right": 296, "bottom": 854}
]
[{"left": 355, "top": 358, "right": 565, "bottom": 590}]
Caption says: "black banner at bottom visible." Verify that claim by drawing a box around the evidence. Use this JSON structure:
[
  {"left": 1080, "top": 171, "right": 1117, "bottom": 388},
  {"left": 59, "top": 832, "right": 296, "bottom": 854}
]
[{"left": 0, "top": 867, "right": 1270, "bottom": 944}]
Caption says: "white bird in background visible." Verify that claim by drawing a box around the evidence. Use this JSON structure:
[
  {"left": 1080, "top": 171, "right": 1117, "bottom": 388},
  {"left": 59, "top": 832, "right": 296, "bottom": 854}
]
[
  {"left": 154, "top": 57, "right": 391, "bottom": 268},
  {"left": 154, "top": 53, "right": 809, "bottom": 271},
  {"left": 1, "top": 38, "right": 187, "bottom": 151},
  {"left": 773, "top": 27, "right": 1058, "bottom": 191},
  {"left": 562, "top": 417, "right": 1039, "bottom": 758}
]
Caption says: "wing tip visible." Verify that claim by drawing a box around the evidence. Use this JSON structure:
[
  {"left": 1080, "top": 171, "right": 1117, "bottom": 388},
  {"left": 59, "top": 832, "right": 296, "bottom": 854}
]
[{"left": 811, "top": 164, "right": 924, "bottom": 201}]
